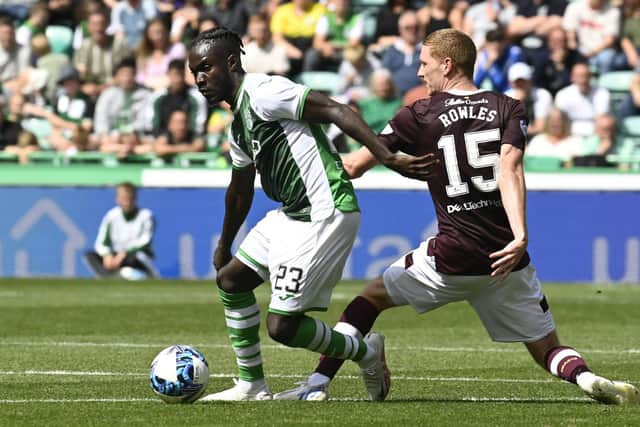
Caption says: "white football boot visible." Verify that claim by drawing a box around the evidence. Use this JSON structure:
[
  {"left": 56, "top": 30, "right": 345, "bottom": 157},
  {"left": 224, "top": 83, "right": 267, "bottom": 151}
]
[
  {"left": 197, "top": 378, "right": 272, "bottom": 402},
  {"left": 577, "top": 372, "right": 640, "bottom": 404},
  {"left": 273, "top": 381, "right": 329, "bottom": 401},
  {"left": 359, "top": 332, "right": 391, "bottom": 401}
]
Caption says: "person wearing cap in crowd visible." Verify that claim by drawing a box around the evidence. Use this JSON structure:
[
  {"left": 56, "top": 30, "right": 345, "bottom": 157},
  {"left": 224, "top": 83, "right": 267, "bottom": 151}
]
[
  {"left": 504, "top": 62, "right": 552, "bottom": 138},
  {"left": 22, "top": 65, "right": 95, "bottom": 153}
]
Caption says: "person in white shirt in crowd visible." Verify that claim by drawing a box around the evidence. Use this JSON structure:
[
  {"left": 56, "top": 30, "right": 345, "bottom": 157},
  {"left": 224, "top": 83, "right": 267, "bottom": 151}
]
[
  {"left": 525, "top": 107, "right": 584, "bottom": 161},
  {"left": 504, "top": 62, "right": 552, "bottom": 138},
  {"left": 562, "top": 0, "right": 622, "bottom": 74},
  {"left": 241, "top": 14, "right": 290, "bottom": 75},
  {"left": 84, "top": 182, "right": 159, "bottom": 280},
  {"left": 554, "top": 62, "right": 610, "bottom": 136}
]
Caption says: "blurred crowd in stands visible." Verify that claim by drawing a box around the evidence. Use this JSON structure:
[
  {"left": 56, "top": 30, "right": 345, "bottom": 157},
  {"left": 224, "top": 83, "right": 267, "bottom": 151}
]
[{"left": 0, "top": 0, "right": 638, "bottom": 170}]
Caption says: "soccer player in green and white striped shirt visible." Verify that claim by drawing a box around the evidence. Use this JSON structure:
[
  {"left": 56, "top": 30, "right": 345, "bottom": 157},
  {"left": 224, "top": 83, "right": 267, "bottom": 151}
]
[{"left": 188, "top": 28, "right": 436, "bottom": 402}]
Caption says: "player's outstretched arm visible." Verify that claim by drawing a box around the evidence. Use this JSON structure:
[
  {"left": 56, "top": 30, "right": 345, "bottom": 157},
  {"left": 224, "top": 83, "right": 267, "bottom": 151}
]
[
  {"left": 490, "top": 143, "right": 528, "bottom": 277},
  {"left": 341, "top": 147, "right": 377, "bottom": 179},
  {"left": 301, "top": 90, "right": 437, "bottom": 181},
  {"left": 214, "top": 165, "right": 256, "bottom": 271}
]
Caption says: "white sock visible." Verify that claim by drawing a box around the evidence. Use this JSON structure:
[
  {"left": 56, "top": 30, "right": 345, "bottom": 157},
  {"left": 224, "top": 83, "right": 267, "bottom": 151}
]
[
  {"left": 576, "top": 371, "right": 599, "bottom": 392},
  {"left": 308, "top": 372, "right": 330, "bottom": 386},
  {"left": 357, "top": 343, "right": 376, "bottom": 369},
  {"left": 238, "top": 378, "right": 266, "bottom": 390}
]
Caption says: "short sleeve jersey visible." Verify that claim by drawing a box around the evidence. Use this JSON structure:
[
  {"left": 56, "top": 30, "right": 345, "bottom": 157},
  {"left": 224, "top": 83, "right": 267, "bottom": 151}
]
[
  {"left": 229, "top": 73, "right": 359, "bottom": 222},
  {"left": 380, "top": 89, "right": 530, "bottom": 275}
]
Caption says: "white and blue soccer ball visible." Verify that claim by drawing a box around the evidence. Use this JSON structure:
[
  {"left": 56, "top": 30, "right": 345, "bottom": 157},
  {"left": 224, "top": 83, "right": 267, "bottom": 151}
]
[{"left": 149, "top": 345, "right": 210, "bottom": 403}]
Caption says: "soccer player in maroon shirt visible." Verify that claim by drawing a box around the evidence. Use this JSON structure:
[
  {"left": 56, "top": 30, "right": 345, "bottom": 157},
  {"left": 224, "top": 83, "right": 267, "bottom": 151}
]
[{"left": 274, "top": 29, "right": 640, "bottom": 404}]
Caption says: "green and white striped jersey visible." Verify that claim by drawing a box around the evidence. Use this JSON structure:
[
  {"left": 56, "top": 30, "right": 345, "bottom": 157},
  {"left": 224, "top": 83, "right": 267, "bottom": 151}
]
[{"left": 229, "top": 73, "right": 359, "bottom": 222}]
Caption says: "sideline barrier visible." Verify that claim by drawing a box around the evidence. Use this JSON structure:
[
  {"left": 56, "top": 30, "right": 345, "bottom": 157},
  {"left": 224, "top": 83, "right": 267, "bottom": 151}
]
[{"left": 0, "top": 170, "right": 638, "bottom": 282}]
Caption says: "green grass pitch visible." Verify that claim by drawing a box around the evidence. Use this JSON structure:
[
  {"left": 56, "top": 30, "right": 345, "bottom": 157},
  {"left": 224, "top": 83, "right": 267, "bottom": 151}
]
[{"left": 0, "top": 279, "right": 638, "bottom": 426}]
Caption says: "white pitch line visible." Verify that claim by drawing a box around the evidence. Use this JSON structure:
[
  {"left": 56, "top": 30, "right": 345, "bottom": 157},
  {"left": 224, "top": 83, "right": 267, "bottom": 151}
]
[
  {"left": 1, "top": 341, "right": 639, "bottom": 355},
  {"left": 0, "top": 396, "right": 592, "bottom": 404}
]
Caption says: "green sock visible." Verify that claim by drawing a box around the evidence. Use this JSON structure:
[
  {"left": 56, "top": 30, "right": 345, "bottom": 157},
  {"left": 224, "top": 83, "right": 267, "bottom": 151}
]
[
  {"left": 218, "top": 288, "right": 264, "bottom": 382},
  {"left": 286, "top": 315, "right": 368, "bottom": 361}
]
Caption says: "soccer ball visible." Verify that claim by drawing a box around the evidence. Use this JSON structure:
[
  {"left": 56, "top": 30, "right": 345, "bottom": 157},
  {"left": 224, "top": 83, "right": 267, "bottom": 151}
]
[{"left": 149, "top": 345, "right": 210, "bottom": 403}]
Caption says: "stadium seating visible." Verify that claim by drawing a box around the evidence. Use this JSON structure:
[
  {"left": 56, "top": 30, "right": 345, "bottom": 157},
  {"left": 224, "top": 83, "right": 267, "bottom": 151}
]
[
  {"left": 297, "top": 71, "right": 346, "bottom": 96},
  {"left": 26, "top": 151, "right": 64, "bottom": 165},
  {"left": 45, "top": 25, "right": 74, "bottom": 55},
  {"left": 524, "top": 156, "right": 564, "bottom": 171},
  {"left": 598, "top": 71, "right": 634, "bottom": 111},
  {"left": 0, "top": 152, "right": 18, "bottom": 163},
  {"left": 620, "top": 116, "right": 640, "bottom": 137},
  {"left": 174, "top": 152, "right": 229, "bottom": 168}
]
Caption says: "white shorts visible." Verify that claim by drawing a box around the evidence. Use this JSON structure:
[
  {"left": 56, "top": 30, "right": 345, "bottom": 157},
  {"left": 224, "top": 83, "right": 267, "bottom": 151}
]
[
  {"left": 382, "top": 238, "right": 556, "bottom": 343},
  {"left": 237, "top": 209, "right": 360, "bottom": 315}
]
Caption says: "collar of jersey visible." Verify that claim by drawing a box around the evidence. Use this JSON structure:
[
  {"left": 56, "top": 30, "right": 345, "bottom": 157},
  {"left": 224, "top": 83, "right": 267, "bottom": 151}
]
[
  {"left": 446, "top": 88, "right": 489, "bottom": 96},
  {"left": 233, "top": 75, "right": 247, "bottom": 113}
]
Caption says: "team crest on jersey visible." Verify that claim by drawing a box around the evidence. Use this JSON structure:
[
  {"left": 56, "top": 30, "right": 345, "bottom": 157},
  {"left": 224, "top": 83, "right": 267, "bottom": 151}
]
[
  {"left": 519, "top": 120, "right": 527, "bottom": 137},
  {"left": 380, "top": 123, "right": 394, "bottom": 135}
]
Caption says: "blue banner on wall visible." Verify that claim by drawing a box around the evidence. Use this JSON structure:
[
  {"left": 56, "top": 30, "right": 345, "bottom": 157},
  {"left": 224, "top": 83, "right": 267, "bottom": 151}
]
[{"left": 0, "top": 187, "right": 638, "bottom": 282}]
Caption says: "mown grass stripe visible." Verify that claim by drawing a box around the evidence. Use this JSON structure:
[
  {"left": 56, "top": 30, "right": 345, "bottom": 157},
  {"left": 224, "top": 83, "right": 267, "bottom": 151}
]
[{"left": 0, "top": 341, "right": 638, "bottom": 355}]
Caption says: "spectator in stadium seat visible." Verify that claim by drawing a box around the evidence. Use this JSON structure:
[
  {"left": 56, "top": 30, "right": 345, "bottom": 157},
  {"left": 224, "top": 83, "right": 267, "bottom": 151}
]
[
  {"left": 357, "top": 68, "right": 402, "bottom": 133},
  {"left": 577, "top": 113, "right": 617, "bottom": 159},
  {"left": 270, "top": 0, "right": 327, "bottom": 76},
  {"left": 153, "top": 109, "right": 205, "bottom": 161},
  {"left": 380, "top": 11, "right": 422, "bottom": 95},
  {"left": 22, "top": 65, "right": 95, "bottom": 153},
  {"left": 417, "top": 0, "right": 452, "bottom": 37},
  {"left": 205, "top": 0, "right": 250, "bottom": 36},
  {"left": 338, "top": 43, "right": 382, "bottom": 101},
  {"left": 473, "top": 26, "right": 525, "bottom": 92},
  {"left": 507, "top": 0, "right": 567, "bottom": 67},
  {"left": 135, "top": 18, "right": 186, "bottom": 92},
  {"left": 170, "top": 0, "right": 203, "bottom": 45},
  {"left": 618, "top": 64, "right": 640, "bottom": 120},
  {"left": 149, "top": 59, "right": 207, "bottom": 138},
  {"left": 3, "top": 129, "right": 40, "bottom": 164},
  {"left": 303, "top": 0, "right": 365, "bottom": 72},
  {"left": 532, "top": 27, "right": 586, "bottom": 96},
  {"left": 109, "top": 0, "right": 158, "bottom": 48},
  {"left": 71, "top": 0, "right": 105, "bottom": 51},
  {"left": 31, "top": 34, "right": 70, "bottom": 102},
  {"left": 554, "top": 62, "right": 610, "bottom": 136},
  {"left": 0, "top": 96, "right": 24, "bottom": 152},
  {"left": 620, "top": 0, "right": 640, "bottom": 70},
  {"left": 463, "top": 0, "right": 516, "bottom": 49},
  {"left": 84, "top": 182, "right": 159, "bottom": 280},
  {"left": 369, "top": 0, "right": 411, "bottom": 53},
  {"left": 525, "top": 107, "right": 583, "bottom": 161},
  {"left": 562, "top": 0, "right": 621, "bottom": 74},
  {"left": 73, "top": 9, "right": 132, "bottom": 99},
  {"left": 94, "top": 57, "right": 153, "bottom": 154},
  {"left": 504, "top": 62, "right": 552, "bottom": 137},
  {"left": 241, "top": 14, "right": 290, "bottom": 76},
  {"left": 0, "top": 16, "right": 31, "bottom": 95},
  {"left": 15, "top": 2, "right": 49, "bottom": 48},
  {"left": 46, "top": 0, "right": 75, "bottom": 28}
]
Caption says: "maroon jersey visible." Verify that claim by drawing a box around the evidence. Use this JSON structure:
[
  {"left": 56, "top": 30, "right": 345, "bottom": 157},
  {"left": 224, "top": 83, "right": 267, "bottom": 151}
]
[{"left": 380, "top": 90, "right": 530, "bottom": 275}]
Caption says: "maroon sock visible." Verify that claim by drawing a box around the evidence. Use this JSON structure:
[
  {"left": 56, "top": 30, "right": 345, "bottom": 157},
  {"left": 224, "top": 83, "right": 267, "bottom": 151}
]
[
  {"left": 544, "top": 346, "right": 590, "bottom": 384},
  {"left": 315, "top": 296, "right": 380, "bottom": 379}
]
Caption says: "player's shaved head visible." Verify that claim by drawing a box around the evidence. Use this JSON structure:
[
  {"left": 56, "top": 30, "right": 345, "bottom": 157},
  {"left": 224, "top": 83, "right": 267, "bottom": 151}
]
[{"left": 423, "top": 29, "right": 476, "bottom": 80}]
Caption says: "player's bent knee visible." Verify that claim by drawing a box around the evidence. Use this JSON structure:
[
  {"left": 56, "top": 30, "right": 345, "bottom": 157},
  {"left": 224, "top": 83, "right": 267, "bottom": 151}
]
[{"left": 266, "top": 313, "right": 302, "bottom": 345}]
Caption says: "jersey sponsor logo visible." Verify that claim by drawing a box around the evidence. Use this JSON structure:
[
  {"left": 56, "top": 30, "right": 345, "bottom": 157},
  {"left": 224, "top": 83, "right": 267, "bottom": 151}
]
[
  {"left": 444, "top": 97, "right": 489, "bottom": 107},
  {"left": 446, "top": 199, "right": 503, "bottom": 214},
  {"left": 251, "top": 139, "right": 262, "bottom": 158}
]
